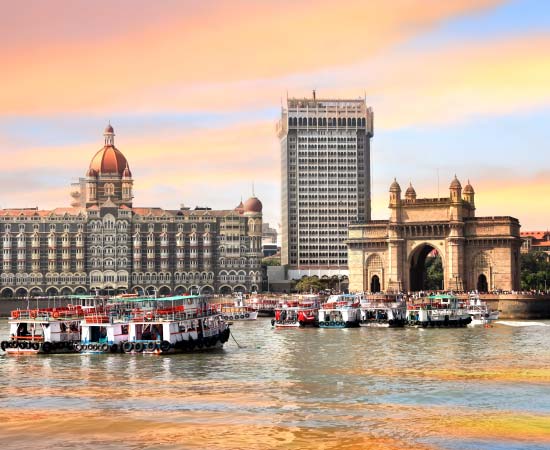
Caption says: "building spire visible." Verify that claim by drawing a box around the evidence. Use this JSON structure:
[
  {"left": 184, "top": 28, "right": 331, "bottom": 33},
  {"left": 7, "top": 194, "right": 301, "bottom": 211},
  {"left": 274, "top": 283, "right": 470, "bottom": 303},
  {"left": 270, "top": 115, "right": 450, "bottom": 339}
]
[{"left": 104, "top": 122, "right": 115, "bottom": 146}]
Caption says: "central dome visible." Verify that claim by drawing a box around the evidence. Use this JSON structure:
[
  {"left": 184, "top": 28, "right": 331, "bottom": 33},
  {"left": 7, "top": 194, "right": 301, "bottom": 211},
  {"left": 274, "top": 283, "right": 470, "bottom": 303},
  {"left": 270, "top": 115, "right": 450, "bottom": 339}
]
[{"left": 88, "top": 124, "right": 130, "bottom": 177}]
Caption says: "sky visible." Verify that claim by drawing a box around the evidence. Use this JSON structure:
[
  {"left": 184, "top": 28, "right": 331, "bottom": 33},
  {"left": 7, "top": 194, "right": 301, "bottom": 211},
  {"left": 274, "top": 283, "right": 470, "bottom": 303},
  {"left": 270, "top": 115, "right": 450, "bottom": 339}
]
[{"left": 1, "top": 0, "right": 549, "bottom": 231}]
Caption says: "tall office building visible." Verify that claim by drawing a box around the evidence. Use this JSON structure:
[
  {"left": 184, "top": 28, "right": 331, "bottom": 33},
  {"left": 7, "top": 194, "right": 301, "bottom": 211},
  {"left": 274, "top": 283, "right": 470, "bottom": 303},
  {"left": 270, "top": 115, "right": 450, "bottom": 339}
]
[{"left": 276, "top": 92, "right": 374, "bottom": 279}]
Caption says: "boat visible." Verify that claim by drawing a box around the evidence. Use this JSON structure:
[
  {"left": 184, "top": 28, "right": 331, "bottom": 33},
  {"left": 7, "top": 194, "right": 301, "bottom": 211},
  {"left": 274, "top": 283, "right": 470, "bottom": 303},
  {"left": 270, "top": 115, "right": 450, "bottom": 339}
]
[
  {"left": 406, "top": 294, "right": 472, "bottom": 328},
  {"left": 466, "top": 294, "right": 499, "bottom": 326},
  {"left": 217, "top": 294, "right": 258, "bottom": 321},
  {"left": 271, "top": 294, "right": 320, "bottom": 328},
  {"left": 1, "top": 306, "right": 85, "bottom": 354},
  {"left": 245, "top": 295, "right": 279, "bottom": 317},
  {"left": 77, "top": 295, "right": 230, "bottom": 354},
  {"left": 317, "top": 294, "right": 361, "bottom": 328},
  {"left": 359, "top": 293, "right": 407, "bottom": 327}
]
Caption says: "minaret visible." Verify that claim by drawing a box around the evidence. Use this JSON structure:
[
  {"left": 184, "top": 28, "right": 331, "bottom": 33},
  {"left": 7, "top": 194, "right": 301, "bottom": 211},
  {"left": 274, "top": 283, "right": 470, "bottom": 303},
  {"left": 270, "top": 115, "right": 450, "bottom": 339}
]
[
  {"left": 104, "top": 123, "right": 115, "bottom": 146},
  {"left": 389, "top": 178, "right": 402, "bottom": 223},
  {"left": 449, "top": 175, "right": 462, "bottom": 221},
  {"left": 463, "top": 180, "right": 475, "bottom": 214}
]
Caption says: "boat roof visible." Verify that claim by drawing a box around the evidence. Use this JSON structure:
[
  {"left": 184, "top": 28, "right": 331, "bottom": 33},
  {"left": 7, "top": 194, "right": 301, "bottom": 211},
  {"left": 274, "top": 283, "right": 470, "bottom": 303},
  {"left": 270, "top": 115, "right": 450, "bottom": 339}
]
[
  {"left": 109, "top": 294, "right": 203, "bottom": 303},
  {"left": 428, "top": 294, "right": 459, "bottom": 300}
]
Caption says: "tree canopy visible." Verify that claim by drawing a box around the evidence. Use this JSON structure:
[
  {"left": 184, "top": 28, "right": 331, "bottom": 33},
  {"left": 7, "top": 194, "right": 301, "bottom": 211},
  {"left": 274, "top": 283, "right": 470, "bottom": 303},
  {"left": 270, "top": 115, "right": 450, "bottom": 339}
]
[{"left": 521, "top": 252, "right": 550, "bottom": 291}]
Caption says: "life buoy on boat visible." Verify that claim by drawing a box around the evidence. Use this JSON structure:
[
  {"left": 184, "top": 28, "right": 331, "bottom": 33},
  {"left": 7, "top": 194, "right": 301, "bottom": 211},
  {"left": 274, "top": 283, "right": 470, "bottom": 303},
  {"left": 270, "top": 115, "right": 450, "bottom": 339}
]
[
  {"left": 12, "top": 311, "right": 19, "bottom": 319},
  {"left": 30, "top": 310, "right": 37, "bottom": 319},
  {"left": 52, "top": 311, "right": 60, "bottom": 319},
  {"left": 41, "top": 341, "right": 52, "bottom": 353}
]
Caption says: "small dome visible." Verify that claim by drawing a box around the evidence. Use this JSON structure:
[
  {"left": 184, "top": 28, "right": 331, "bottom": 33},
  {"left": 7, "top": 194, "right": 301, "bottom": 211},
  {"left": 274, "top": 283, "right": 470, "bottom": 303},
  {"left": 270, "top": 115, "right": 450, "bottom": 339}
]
[
  {"left": 450, "top": 175, "right": 462, "bottom": 190},
  {"left": 243, "top": 196, "right": 262, "bottom": 213},
  {"left": 86, "top": 167, "right": 98, "bottom": 178},
  {"left": 235, "top": 200, "right": 244, "bottom": 213},
  {"left": 105, "top": 123, "right": 114, "bottom": 134},
  {"left": 122, "top": 163, "right": 132, "bottom": 179},
  {"left": 405, "top": 182, "right": 416, "bottom": 197},
  {"left": 389, "top": 178, "right": 401, "bottom": 192},
  {"left": 464, "top": 180, "right": 475, "bottom": 194}
]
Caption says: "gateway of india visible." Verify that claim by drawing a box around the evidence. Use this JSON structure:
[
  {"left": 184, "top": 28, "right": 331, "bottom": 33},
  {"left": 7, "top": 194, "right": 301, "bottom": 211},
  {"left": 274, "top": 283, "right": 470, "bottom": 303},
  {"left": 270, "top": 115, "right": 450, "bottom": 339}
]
[
  {"left": 347, "top": 177, "right": 522, "bottom": 293},
  {"left": 0, "top": 125, "right": 263, "bottom": 297}
]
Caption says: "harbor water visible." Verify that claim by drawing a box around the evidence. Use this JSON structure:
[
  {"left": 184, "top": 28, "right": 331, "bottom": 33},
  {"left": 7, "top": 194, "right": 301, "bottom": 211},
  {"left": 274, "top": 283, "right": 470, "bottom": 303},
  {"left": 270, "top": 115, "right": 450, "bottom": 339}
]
[{"left": 1, "top": 318, "right": 550, "bottom": 449}]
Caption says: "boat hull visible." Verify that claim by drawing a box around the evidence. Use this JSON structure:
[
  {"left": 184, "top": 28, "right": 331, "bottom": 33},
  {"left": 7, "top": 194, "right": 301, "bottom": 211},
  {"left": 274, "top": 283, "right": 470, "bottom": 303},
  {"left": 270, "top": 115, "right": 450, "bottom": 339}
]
[
  {"left": 318, "top": 320, "right": 359, "bottom": 328},
  {"left": 221, "top": 311, "right": 258, "bottom": 321},
  {"left": 408, "top": 317, "right": 472, "bottom": 328},
  {"left": 359, "top": 319, "right": 406, "bottom": 328}
]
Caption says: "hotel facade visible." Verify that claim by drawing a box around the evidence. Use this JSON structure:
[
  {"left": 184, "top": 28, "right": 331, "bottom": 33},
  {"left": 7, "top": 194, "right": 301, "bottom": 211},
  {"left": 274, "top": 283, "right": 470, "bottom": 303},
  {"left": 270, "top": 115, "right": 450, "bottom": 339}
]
[
  {"left": 0, "top": 125, "right": 263, "bottom": 297},
  {"left": 276, "top": 93, "right": 374, "bottom": 279}
]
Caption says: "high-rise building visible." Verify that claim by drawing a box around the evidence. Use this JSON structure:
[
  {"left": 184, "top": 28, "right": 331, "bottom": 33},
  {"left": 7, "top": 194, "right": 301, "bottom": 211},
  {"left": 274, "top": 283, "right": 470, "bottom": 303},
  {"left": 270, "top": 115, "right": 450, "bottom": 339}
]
[{"left": 276, "top": 92, "right": 374, "bottom": 279}]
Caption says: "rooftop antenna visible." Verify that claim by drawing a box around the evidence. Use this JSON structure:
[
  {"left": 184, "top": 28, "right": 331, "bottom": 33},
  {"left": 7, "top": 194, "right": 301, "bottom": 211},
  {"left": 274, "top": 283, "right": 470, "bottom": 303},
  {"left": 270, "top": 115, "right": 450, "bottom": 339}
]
[
  {"left": 312, "top": 89, "right": 316, "bottom": 101},
  {"left": 437, "top": 168, "right": 440, "bottom": 199},
  {"left": 252, "top": 181, "right": 255, "bottom": 197}
]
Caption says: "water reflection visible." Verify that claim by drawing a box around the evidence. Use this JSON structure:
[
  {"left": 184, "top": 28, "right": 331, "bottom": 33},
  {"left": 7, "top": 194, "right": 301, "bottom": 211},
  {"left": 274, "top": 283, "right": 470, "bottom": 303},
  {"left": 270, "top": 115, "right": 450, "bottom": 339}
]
[{"left": 1, "top": 318, "right": 550, "bottom": 449}]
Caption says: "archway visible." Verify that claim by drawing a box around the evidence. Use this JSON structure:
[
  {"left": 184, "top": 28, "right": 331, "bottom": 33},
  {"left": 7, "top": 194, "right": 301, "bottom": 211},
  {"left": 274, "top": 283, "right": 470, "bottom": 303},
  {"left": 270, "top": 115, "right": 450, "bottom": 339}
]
[
  {"left": 477, "top": 274, "right": 488, "bottom": 293},
  {"left": 201, "top": 285, "right": 214, "bottom": 295},
  {"left": 74, "top": 286, "right": 87, "bottom": 295},
  {"left": 219, "top": 285, "right": 232, "bottom": 295},
  {"left": 1, "top": 287, "right": 14, "bottom": 298},
  {"left": 29, "top": 287, "right": 43, "bottom": 297},
  {"left": 60, "top": 287, "right": 73, "bottom": 296},
  {"left": 409, "top": 245, "right": 443, "bottom": 292},
  {"left": 15, "top": 287, "right": 28, "bottom": 297},
  {"left": 158, "top": 286, "right": 171, "bottom": 297},
  {"left": 46, "top": 287, "right": 59, "bottom": 296},
  {"left": 174, "top": 285, "right": 187, "bottom": 295},
  {"left": 370, "top": 275, "right": 381, "bottom": 293},
  {"left": 233, "top": 285, "right": 246, "bottom": 294}
]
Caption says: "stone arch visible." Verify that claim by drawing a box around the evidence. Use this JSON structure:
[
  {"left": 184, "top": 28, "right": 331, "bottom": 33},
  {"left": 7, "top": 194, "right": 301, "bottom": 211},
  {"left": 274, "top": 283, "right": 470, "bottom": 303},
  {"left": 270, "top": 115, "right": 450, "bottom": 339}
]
[
  {"left": 174, "top": 285, "right": 187, "bottom": 295},
  {"left": 60, "top": 286, "right": 73, "bottom": 296},
  {"left": 29, "top": 286, "right": 43, "bottom": 296},
  {"left": 15, "top": 287, "right": 28, "bottom": 297},
  {"left": 46, "top": 286, "right": 59, "bottom": 296},
  {"left": 219, "top": 285, "right": 232, "bottom": 295},
  {"left": 408, "top": 243, "right": 445, "bottom": 292},
  {"left": 201, "top": 285, "right": 214, "bottom": 295},
  {"left": 472, "top": 251, "right": 493, "bottom": 292},
  {"left": 189, "top": 285, "right": 200, "bottom": 295},
  {"left": 74, "top": 286, "right": 87, "bottom": 295},
  {"left": 1, "top": 287, "right": 14, "bottom": 298},
  {"left": 365, "top": 253, "right": 384, "bottom": 292},
  {"left": 132, "top": 285, "right": 145, "bottom": 295},
  {"left": 233, "top": 285, "right": 246, "bottom": 294},
  {"left": 145, "top": 285, "right": 156, "bottom": 295},
  {"left": 250, "top": 284, "right": 259, "bottom": 293},
  {"left": 158, "top": 285, "right": 171, "bottom": 296}
]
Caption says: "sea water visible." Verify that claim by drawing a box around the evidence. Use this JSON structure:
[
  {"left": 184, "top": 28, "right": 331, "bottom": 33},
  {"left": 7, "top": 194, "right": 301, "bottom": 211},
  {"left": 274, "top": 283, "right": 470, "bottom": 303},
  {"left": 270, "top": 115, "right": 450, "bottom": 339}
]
[{"left": 1, "top": 319, "right": 549, "bottom": 449}]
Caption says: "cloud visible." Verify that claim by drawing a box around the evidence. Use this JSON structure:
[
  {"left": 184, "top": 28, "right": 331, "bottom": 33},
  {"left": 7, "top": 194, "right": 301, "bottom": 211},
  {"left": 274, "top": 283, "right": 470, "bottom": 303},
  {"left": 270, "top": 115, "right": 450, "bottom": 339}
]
[{"left": 0, "top": 0, "right": 501, "bottom": 115}]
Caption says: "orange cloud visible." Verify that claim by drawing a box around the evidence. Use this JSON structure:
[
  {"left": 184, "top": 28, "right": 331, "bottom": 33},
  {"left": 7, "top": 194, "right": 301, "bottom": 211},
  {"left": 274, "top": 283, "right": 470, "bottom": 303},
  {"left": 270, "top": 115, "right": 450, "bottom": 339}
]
[{"left": 0, "top": 0, "right": 501, "bottom": 115}]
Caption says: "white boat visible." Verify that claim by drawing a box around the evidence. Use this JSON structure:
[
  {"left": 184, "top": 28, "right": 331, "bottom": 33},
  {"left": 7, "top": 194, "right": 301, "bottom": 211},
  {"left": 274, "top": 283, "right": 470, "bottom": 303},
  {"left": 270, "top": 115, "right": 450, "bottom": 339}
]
[
  {"left": 407, "top": 294, "right": 472, "bottom": 328},
  {"left": 78, "top": 295, "right": 230, "bottom": 354},
  {"left": 271, "top": 294, "right": 320, "bottom": 328},
  {"left": 466, "top": 294, "right": 499, "bottom": 326},
  {"left": 1, "top": 306, "right": 84, "bottom": 354},
  {"left": 217, "top": 295, "right": 258, "bottom": 321},
  {"left": 359, "top": 293, "right": 407, "bottom": 327},
  {"left": 317, "top": 294, "right": 361, "bottom": 328}
]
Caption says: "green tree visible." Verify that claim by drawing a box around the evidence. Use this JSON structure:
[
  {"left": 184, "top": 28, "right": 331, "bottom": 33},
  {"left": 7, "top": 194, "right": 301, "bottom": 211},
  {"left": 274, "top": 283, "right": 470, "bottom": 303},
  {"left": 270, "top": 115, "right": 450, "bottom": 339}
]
[
  {"left": 294, "top": 276, "right": 325, "bottom": 293},
  {"left": 424, "top": 255, "right": 443, "bottom": 290},
  {"left": 521, "top": 252, "right": 550, "bottom": 291}
]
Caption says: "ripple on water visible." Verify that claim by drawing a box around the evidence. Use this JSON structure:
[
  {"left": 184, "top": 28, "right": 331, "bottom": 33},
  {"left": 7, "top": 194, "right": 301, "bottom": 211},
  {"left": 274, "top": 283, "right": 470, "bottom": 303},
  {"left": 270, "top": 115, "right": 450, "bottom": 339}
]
[{"left": 1, "top": 318, "right": 550, "bottom": 449}]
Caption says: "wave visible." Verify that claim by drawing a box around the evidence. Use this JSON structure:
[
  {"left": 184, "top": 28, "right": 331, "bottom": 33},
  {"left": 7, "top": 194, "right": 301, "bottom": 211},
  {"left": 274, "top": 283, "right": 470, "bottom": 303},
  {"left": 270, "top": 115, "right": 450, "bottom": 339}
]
[{"left": 497, "top": 321, "right": 549, "bottom": 327}]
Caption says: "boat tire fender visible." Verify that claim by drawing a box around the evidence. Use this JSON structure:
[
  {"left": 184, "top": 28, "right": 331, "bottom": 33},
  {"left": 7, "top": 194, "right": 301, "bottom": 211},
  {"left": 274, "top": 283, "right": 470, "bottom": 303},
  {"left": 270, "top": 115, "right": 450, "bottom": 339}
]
[
  {"left": 41, "top": 341, "right": 52, "bottom": 353},
  {"left": 146, "top": 342, "right": 156, "bottom": 351},
  {"left": 160, "top": 340, "right": 171, "bottom": 353},
  {"left": 101, "top": 343, "right": 109, "bottom": 352},
  {"left": 271, "top": 319, "right": 275, "bottom": 326},
  {"left": 122, "top": 342, "right": 133, "bottom": 353},
  {"left": 134, "top": 342, "right": 144, "bottom": 353},
  {"left": 245, "top": 313, "right": 250, "bottom": 318},
  {"left": 109, "top": 343, "right": 118, "bottom": 353},
  {"left": 32, "top": 342, "right": 40, "bottom": 351},
  {"left": 0, "top": 341, "right": 6, "bottom": 351}
]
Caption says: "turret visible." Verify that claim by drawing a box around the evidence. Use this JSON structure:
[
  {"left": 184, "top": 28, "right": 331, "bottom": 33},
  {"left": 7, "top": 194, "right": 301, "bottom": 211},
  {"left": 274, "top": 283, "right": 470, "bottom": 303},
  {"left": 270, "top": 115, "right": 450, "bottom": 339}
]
[
  {"left": 405, "top": 182, "right": 416, "bottom": 202},
  {"left": 389, "top": 178, "right": 402, "bottom": 223},
  {"left": 449, "top": 175, "right": 462, "bottom": 221}
]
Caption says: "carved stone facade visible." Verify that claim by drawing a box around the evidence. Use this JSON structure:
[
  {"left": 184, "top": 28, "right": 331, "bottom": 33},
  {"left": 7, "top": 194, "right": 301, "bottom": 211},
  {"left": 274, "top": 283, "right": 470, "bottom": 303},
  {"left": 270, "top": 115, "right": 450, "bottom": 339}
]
[
  {"left": 0, "top": 126, "right": 263, "bottom": 297},
  {"left": 348, "top": 177, "right": 521, "bottom": 293}
]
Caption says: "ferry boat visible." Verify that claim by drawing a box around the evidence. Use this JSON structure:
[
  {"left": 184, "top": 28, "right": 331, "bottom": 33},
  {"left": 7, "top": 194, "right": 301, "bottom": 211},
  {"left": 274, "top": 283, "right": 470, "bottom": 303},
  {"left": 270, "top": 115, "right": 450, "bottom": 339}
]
[
  {"left": 217, "top": 294, "right": 258, "bottom": 321},
  {"left": 271, "top": 294, "right": 320, "bottom": 328},
  {"left": 78, "top": 295, "right": 230, "bottom": 354},
  {"left": 359, "top": 293, "right": 407, "bottom": 327},
  {"left": 317, "top": 294, "right": 361, "bottom": 328},
  {"left": 407, "top": 294, "right": 472, "bottom": 328},
  {"left": 466, "top": 294, "right": 499, "bottom": 326},
  {"left": 1, "top": 306, "right": 85, "bottom": 354}
]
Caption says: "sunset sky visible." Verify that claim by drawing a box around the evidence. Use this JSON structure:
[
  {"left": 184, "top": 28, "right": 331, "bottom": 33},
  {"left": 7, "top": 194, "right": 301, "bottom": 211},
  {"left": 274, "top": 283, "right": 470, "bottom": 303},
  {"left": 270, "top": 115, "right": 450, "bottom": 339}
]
[{"left": 1, "top": 0, "right": 549, "bottom": 231}]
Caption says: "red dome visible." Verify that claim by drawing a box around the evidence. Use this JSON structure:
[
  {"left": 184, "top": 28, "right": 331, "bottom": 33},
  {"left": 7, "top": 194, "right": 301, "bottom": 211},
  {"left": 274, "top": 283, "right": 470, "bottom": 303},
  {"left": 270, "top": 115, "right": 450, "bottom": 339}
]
[
  {"left": 89, "top": 145, "right": 129, "bottom": 176},
  {"left": 243, "top": 196, "right": 262, "bottom": 213}
]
